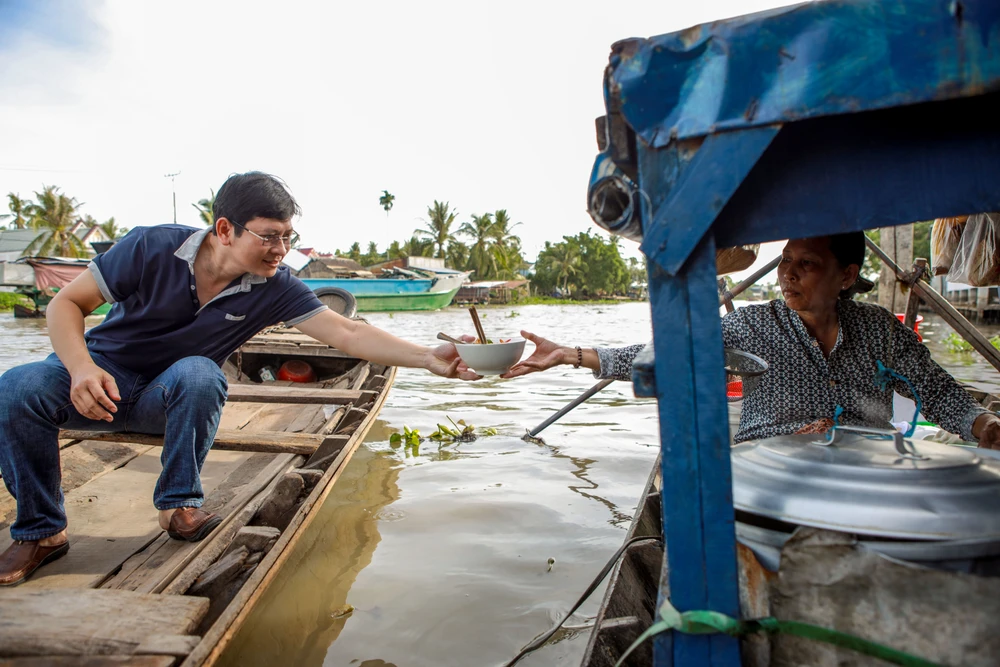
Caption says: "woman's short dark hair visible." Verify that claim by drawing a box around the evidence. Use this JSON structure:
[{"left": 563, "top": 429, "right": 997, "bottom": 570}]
[
  {"left": 828, "top": 231, "right": 866, "bottom": 268},
  {"left": 211, "top": 172, "right": 300, "bottom": 235}
]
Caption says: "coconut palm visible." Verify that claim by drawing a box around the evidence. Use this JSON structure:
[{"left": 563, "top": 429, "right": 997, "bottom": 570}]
[
  {"left": 414, "top": 200, "right": 459, "bottom": 259},
  {"left": 445, "top": 240, "right": 470, "bottom": 271},
  {"left": 489, "top": 209, "right": 523, "bottom": 279},
  {"left": 401, "top": 235, "right": 435, "bottom": 258},
  {"left": 22, "top": 186, "right": 87, "bottom": 258},
  {"left": 379, "top": 190, "right": 395, "bottom": 216},
  {"left": 4, "top": 194, "right": 31, "bottom": 229},
  {"left": 192, "top": 189, "right": 216, "bottom": 226},
  {"left": 546, "top": 243, "right": 582, "bottom": 293},
  {"left": 458, "top": 213, "right": 495, "bottom": 279},
  {"left": 99, "top": 217, "right": 129, "bottom": 241}
]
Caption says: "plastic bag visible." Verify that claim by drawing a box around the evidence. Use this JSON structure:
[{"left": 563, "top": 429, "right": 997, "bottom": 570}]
[
  {"left": 716, "top": 244, "right": 759, "bottom": 275},
  {"left": 930, "top": 216, "right": 967, "bottom": 276},
  {"left": 947, "top": 213, "right": 1000, "bottom": 286}
]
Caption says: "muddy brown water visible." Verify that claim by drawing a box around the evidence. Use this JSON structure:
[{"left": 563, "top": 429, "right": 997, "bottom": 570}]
[{"left": 1, "top": 303, "right": 997, "bottom": 667}]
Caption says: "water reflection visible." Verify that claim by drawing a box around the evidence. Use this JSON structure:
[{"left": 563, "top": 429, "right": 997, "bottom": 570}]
[{"left": 216, "top": 445, "right": 402, "bottom": 667}]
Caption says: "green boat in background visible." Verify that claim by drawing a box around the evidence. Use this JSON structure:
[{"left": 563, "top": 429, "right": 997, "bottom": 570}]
[{"left": 354, "top": 285, "right": 461, "bottom": 312}]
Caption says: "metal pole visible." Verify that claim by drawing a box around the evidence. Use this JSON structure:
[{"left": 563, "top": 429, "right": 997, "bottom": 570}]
[
  {"left": 164, "top": 171, "right": 180, "bottom": 224},
  {"left": 718, "top": 255, "right": 781, "bottom": 306}
]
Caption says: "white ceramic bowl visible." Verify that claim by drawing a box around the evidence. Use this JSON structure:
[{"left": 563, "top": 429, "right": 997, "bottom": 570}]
[{"left": 454, "top": 338, "right": 527, "bottom": 376}]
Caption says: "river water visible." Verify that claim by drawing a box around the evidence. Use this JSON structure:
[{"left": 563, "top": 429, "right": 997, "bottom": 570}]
[{"left": 1, "top": 303, "right": 999, "bottom": 667}]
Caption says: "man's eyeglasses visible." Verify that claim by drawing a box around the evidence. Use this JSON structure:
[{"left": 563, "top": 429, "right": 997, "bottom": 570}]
[{"left": 231, "top": 221, "right": 300, "bottom": 249}]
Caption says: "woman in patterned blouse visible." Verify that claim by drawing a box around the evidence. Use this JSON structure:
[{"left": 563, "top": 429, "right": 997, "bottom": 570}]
[{"left": 503, "top": 233, "right": 1000, "bottom": 449}]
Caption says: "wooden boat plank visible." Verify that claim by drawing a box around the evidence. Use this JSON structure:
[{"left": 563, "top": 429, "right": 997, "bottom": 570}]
[
  {"left": 183, "top": 365, "right": 397, "bottom": 667},
  {"left": 0, "top": 656, "right": 176, "bottom": 667},
  {"left": 102, "top": 452, "right": 296, "bottom": 594},
  {"left": 237, "top": 343, "right": 353, "bottom": 359},
  {"left": 0, "top": 449, "right": 250, "bottom": 590},
  {"left": 57, "top": 429, "right": 328, "bottom": 455},
  {"left": 0, "top": 441, "right": 152, "bottom": 532},
  {"left": 224, "top": 385, "right": 362, "bottom": 404},
  {"left": 0, "top": 588, "right": 207, "bottom": 657}
]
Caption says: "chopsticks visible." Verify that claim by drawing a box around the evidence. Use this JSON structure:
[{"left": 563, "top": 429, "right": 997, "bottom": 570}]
[{"left": 469, "top": 307, "right": 488, "bottom": 344}]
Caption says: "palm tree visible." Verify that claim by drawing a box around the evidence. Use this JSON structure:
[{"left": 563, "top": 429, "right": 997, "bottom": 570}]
[
  {"left": 379, "top": 190, "right": 395, "bottom": 216},
  {"left": 545, "top": 243, "right": 581, "bottom": 293},
  {"left": 23, "top": 186, "right": 87, "bottom": 258},
  {"left": 414, "top": 200, "right": 459, "bottom": 259},
  {"left": 401, "top": 235, "right": 434, "bottom": 258},
  {"left": 458, "top": 213, "right": 495, "bottom": 279},
  {"left": 489, "top": 209, "right": 523, "bottom": 279},
  {"left": 446, "top": 240, "right": 470, "bottom": 270},
  {"left": 192, "top": 189, "right": 216, "bottom": 226},
  {"left": 387, "top": 240, "right": 406, "bottom": 260},
  {"left": 4, "top": 194, "right": 31, "bottom": 229},
  {"left": 98, "top": 217, "right": 129, "bottom": 241}
]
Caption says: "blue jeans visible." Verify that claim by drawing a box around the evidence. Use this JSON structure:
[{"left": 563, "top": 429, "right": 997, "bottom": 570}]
[{"left": 0, "top": 352, "right": 227, "bottom": 541}]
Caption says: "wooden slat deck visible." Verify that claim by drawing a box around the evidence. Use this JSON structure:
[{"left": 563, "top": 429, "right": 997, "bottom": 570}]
[{"left": 0, "top": 589, "right": 207, "bottom": 661}]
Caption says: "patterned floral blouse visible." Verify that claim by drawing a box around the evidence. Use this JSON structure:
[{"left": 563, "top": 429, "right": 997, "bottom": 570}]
[{"left": 594, "top": 299, "right": 987, "bottom": 443}]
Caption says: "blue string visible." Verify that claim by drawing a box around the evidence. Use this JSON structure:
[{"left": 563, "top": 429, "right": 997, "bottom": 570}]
[{"left": 874, "top": 360, "right": 921, "bottom": 438}]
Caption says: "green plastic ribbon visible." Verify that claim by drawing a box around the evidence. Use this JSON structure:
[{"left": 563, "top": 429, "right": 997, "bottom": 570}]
[{"left": 615, "top": 599, "right": 942, "bottom": 667}]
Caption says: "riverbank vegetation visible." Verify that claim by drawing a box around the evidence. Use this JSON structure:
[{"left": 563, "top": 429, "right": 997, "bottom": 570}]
[{"left": 0, "top": 293, "right": 29, "bottom": 311}]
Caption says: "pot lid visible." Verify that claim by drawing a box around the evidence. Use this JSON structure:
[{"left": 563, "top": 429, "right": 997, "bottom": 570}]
[{"left": 731, "top": 428, "right": 1000, "bottom": 541}]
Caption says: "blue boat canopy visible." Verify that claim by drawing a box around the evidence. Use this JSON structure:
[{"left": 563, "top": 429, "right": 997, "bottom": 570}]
[{"left": 611, "top": 0, "right": 1000, "bottom": 147}]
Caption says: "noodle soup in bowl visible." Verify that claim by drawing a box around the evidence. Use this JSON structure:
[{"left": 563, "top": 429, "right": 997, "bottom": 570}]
[{"left": 454, "top": 337, "right": 527, "bottom": 376}]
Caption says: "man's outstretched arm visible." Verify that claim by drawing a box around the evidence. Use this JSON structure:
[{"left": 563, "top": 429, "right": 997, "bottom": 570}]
[{"left": 293, "top": 310, "right": 479, "bottom": 380}]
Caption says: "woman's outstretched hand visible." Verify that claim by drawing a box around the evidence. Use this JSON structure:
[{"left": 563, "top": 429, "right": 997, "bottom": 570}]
[
  {"left": 974, "top": 413, "right": 1000, "bottom": 450},
  {"left": 501, "top": 331, "right": 572, "bottom": 378}
]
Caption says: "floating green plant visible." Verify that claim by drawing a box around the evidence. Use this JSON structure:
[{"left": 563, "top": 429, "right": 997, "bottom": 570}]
[{"left": 944, "top": 332, "right": 973, "bottom": 353}]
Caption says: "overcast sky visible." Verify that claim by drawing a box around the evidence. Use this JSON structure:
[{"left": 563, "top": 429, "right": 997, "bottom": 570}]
[{"left": 0, "top": 0, "right": 793, "bottom": 272}]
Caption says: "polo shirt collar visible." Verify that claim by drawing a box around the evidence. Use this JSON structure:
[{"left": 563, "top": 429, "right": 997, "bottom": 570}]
[{"left": 173, "top": 227, "right": 268, "bottom": 288}]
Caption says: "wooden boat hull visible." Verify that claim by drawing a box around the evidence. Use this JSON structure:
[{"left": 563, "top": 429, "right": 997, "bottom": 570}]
[{"left": 0, "top": 330, "right": 396, "bottom": 666}]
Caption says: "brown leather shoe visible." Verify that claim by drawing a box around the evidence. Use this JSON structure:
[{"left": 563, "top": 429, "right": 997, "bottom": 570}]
[
  {"left": 167, "top": 507, "right": 222, "bottom": 542},
  {"left": 0, "top": 539, "right": 70, "bottom": 587}
]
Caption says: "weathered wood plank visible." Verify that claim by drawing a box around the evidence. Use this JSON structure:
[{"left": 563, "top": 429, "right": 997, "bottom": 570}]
[
  {"left": 236, "top": 343, "right": 351, "bottom": 359},
  {"left": 102, "top": 453, "right": 295, "bottom": 594},
  {"left": 135, "top": 635, "right": 202, "bottom": 657},
  {"left": 0, "top": 589, "right": 207, "bottom": 657},
  {"left": 224, "top": 385, "right": 362, "bottom": 404},
  {"left": 58, "top": 429, "right": 324, "bottom": 455},
  {"left": 0, "top": 449, "right": 250, "bottom": 591},
  {"left": 157, "top": 455, "right": 306, "bottom": 597},
  {"left": 0, "top": 441, "right": 152, "bottom": 532},
  {"left": 0, "top": 657, "right": 176, "bottom": 667}
]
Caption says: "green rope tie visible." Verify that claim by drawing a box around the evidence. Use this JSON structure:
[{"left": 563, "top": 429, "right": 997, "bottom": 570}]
[{"left": 615, "top": 599, "right": 942, "bottom": 667}]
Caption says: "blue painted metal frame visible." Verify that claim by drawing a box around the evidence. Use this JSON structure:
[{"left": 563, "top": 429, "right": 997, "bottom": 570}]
[{"left": 643, "top": 233, "right": 741, "bottom": 666}]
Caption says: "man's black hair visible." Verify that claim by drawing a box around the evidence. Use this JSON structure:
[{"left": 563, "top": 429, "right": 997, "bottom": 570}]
[{"left": 211, "top": 172, "right": 300, "bottom": 235}]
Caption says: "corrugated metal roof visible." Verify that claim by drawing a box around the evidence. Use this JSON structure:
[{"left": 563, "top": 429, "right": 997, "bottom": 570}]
[{"left": 0, "top": 229, "right": 38, "bottom": 254}]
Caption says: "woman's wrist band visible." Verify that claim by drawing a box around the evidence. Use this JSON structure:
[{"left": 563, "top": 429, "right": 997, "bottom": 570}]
[{"left": 574, "top": 346, "right": 583, "bottom": 369}]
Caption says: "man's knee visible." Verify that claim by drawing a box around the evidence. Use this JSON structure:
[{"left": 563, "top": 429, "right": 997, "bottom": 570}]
[
  {"left": 168, "top": 357, "right": 227, "bottom": 401},
  {"left": 0, "top": 362, "right": 68, "bottom": 415}
]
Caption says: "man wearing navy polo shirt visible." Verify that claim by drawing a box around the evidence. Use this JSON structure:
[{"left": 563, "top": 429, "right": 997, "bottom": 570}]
[{"left": 0, "top": 171, "right": 476, "bottom": 586}]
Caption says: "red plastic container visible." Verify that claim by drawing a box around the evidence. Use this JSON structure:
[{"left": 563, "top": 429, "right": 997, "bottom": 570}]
[
  {"left": 277, "top": 360, "right": 317, "bottom": 383},
  {"left": 895, "top": 313, "right": 924, "bottom": 342},
  {"left": 726, "top": 378, "right": 743, "bottom": 402}
]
